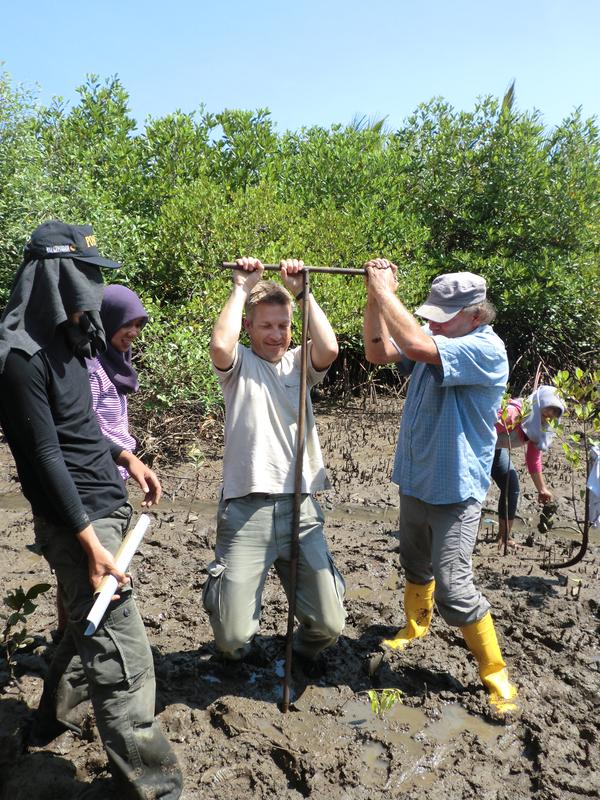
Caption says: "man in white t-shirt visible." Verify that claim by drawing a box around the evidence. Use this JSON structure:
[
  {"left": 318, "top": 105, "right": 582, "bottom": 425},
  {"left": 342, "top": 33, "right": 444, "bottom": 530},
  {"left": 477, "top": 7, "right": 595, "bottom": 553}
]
[{"left": 204, "top": 256, "right": 346, "bottom": 666}]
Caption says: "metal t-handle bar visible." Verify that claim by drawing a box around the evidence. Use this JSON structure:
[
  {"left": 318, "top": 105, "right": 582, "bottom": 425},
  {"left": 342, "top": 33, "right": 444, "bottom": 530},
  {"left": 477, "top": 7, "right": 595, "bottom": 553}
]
[
  {"left": 221, "top": 261, "right": 366, "bottom": 276},
  {"left": 282, "top": 268, "right": 310, "bottom": 713}
]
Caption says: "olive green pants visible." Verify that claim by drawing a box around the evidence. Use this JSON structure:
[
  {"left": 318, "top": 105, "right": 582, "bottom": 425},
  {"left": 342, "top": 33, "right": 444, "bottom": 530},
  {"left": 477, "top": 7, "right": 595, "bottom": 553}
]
[
  {"left": 34, "top": 505, "right": 182, "bottom": 800},
  {"left": 203, "top": 493, "right": 346, "bottom": 660}
]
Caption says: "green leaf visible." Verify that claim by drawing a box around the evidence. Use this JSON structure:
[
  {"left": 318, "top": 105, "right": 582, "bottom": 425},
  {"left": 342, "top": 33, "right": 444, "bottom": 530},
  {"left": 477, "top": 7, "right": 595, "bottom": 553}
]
[
  {"left": 26, "top": 583, "right": 51, "bottom": 600},
  {"left": 22, "top": 599, "right": 37, "bottom": 616}
]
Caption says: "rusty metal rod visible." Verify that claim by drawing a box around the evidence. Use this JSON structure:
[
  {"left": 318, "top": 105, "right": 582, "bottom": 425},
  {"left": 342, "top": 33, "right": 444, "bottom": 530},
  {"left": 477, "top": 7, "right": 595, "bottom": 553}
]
[
  {"left": 221, "top": 261, "right": 366, "bottom": 275},
  {"left": 282, "top": 268, "right": 310, "bottom": 713}
]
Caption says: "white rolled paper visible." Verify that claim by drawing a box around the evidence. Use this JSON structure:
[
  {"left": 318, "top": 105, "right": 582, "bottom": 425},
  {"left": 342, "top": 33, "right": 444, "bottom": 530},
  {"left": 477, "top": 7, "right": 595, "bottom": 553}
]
[{"left": 84, "top": 514, "right": 151, "bottom": 636}]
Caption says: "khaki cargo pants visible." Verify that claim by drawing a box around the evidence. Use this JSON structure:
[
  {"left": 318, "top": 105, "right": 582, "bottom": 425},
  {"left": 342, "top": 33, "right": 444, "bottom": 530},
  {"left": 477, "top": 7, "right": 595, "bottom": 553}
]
[{"left": 203, "top": 493, "right": 346, "bottom": 660}]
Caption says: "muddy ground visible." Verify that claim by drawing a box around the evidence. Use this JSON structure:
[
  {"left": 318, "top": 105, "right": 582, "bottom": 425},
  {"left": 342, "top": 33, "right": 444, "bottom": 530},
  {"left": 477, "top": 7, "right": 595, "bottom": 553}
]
[{"left": 0, "top": 398, "right": 598, "bottom": 800}]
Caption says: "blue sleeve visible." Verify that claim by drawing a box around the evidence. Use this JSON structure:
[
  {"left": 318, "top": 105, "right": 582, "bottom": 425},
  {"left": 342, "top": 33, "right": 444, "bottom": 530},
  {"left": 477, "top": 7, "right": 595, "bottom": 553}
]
[
  {"left": 396, "top": 356, "right": 416, "bottom": 376},
  {"left": 433, "top": 328, "right": 508, "bottom": 388}
]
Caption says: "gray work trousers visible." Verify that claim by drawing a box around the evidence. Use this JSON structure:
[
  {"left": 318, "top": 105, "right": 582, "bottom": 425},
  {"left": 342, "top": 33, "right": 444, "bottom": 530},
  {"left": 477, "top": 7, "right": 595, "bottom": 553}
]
[
  {"left": 398, "top": 492, "right": 490, "bottom": 626},
  {"left": 203, "top": 493, "right": 346, "bottom": 659},
  {"left": 34, "top": 505, "right": 182, "bottom": 800}
]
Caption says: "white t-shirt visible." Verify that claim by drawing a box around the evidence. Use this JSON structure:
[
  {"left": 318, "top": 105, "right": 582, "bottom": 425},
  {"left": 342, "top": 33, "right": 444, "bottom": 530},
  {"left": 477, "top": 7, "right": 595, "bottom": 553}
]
[{"left": 215, "top": 343, "right": 330, "bottom": 500}]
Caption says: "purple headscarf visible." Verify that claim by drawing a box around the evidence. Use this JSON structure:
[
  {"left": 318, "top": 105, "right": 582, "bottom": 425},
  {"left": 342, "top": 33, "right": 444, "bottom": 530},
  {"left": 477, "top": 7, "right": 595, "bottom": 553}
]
[{"left": 97, "top": 285, "right": 148, "bottom": 394}]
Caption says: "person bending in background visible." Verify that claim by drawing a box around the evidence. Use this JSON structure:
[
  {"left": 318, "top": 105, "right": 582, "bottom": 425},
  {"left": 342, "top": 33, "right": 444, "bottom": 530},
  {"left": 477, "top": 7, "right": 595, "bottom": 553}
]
[
  {"left": 205, "top": 256, "right": 346, "bottom": 671},
  {"left": 492, "top": 384, "right": 564, "bottom": 548},
  {"left": 0, "top": 220, "right": 182, "bottom": 799},
  {"left": 363, "top": 261, "right": 518, "bottom": 717}
]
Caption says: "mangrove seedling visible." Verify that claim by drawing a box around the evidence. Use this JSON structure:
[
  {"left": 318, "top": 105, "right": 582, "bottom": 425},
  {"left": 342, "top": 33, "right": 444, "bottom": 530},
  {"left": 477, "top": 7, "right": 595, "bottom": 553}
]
[
  {"left": 366, "top": 687, "right": 403, "bottom": 720},
  {"left": 1, "top": 583, "right": 50, "bottom": 682}
]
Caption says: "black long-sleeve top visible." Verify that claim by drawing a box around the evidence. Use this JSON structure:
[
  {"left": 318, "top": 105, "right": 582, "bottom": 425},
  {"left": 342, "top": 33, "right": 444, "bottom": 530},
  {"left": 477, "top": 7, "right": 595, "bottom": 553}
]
[{"left": 0, "top": 328, "right": 127, "bottom": 533}]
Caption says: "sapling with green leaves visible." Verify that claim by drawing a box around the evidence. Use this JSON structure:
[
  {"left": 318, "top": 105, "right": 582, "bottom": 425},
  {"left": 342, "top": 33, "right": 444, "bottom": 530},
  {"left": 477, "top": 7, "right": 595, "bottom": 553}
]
[
  {"left": 186, "top": 443, "right": 205, "bottom": 524},
  {"left": 1, "top": 583, "right": 50, "bottom": 681},
  {"left": 366, "top": 688, "right": 403, "bottom": 720}
]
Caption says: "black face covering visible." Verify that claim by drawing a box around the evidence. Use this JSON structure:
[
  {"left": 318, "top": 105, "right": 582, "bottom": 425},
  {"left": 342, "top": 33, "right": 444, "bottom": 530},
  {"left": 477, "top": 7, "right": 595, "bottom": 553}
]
[
  {"left": 63, "top": 312, "right": 106, "bottom": 359},
  {"left": 0, "top": 256, "right": 106, "bottom": 373}
]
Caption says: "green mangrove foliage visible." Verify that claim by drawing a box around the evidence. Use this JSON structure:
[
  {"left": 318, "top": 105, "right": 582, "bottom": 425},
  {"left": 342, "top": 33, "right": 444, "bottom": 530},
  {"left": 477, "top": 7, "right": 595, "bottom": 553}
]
[
  {"left": 2, "top": 583, "right": 50, "bottom": 681},
  {"left": 1, "top": 71, "right": 598, "bottom": 420}
]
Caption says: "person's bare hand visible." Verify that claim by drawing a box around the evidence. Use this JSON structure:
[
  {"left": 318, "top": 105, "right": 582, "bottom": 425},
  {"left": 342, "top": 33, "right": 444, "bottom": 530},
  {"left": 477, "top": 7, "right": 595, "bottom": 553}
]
[
  {"left": 364, "top": 258, "right": 398, "bottom": 293},
  {"left": 77, "top": 525, "right": 130, "bottom": 600},
  {"left": 117, "top": 452, "right": 162, "bottom": 507},
  {"left": 280, "top": 258, "right": 305, "bottom": 297},
  {"left": 135, "top": 464, "right": 161, "bottom": 507},
  {"left": 88, "top": 545, "right": 130, "bottom": 597},
  {"left": 233, "top": 256, "right": 265, "bottom": 290}
]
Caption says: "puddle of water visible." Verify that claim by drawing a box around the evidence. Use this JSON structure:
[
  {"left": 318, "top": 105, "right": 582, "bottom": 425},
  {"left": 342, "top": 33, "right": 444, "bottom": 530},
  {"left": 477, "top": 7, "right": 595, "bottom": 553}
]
[
  {"left": 417, "top": 702, "right": 500, "bottom": 745},
  {"left": 274, "top": 658, "right": 285, "bottom": 678},
  {"left": 341, "top": 695, "right": 503, "bottom": 789},
  {"left": 327, "top": 503, "right": 399, "bottom": 526},
  {"left": 169, "top": 498, "right": 218, "bottom": 516},
  {"left": 360, "top": 740, "right": 389, "bottom": 787},
  {"left": 480, "top": 513, "right": 600, "bottom": 545},
  {"left": 165, "top": 497, "right": 401, "bottom": 528},
  {"left": 6, "top": 487, "right": 596, "bottom": 546},
  {"left": 342, "top": 698, "right": 426, "bottom": 754},
  {"left": 201, "top": 674, "right": 221, "bottom": 684}
]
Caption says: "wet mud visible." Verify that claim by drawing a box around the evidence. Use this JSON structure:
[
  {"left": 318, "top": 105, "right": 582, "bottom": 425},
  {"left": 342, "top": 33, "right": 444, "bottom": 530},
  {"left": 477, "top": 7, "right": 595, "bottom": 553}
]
[{"left": 0, "top": 399, "right": 598, "bottom": 799}]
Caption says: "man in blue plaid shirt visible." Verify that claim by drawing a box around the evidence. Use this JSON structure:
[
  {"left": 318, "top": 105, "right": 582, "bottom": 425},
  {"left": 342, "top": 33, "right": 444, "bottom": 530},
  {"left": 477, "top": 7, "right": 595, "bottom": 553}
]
[{"left": 364, "top": 259, "right": 518, "bottom": 718}]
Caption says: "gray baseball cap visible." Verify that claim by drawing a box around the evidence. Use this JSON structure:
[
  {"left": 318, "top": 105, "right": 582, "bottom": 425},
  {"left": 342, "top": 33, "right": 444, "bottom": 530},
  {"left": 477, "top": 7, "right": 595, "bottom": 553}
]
[{"left": 415, "top": 272, "right": 487, "bottom": 322}]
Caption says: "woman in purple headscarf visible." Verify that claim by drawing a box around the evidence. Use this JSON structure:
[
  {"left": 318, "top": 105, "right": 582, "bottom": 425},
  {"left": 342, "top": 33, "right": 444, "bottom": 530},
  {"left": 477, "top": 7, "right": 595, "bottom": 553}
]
[
  {"left": 47, "top": 285, "right": 148, "bottom": 637},
  {"left": 87, "top": 285, "right": 148, "bottom": 480}
]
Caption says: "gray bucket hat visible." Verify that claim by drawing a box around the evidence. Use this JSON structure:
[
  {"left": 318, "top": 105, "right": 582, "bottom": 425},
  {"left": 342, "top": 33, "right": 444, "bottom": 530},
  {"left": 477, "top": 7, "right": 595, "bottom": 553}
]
[{"left": 415, "top": 272, "right": 487, "bottom": 322}]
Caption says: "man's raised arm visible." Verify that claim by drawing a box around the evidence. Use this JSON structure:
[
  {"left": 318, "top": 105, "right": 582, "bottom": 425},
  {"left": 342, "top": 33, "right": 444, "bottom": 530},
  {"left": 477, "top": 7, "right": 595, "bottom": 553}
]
[
  {"left": 280, "top": 258, "right": 338, "bottom": 371},
  {"left": 210, "top": 257, "right": 264, "bottom": 371},
  {"left": 364, "top": 258, "right": 440, "bottom": 366}
]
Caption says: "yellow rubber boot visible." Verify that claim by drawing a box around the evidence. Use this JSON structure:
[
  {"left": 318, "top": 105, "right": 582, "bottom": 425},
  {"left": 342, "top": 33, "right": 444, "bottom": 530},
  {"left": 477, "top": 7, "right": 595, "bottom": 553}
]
[
  {"left": 382, "top": 580, "right": 435, "bottom": 651},
  {"left": 460, "top": 612, "right": 519, "bottom": 717}
]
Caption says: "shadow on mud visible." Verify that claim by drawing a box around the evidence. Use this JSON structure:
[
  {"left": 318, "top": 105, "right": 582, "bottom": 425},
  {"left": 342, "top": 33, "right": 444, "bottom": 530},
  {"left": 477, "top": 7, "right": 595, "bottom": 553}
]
[
  {"left": 152, "top": 624, "right": 469, "bottom": 715},
  {"left": 505, "top": 573, "right": 563, "bottom": 608},
  {"left": 0, "top": 694, "right": 117, "bottom": 800}
]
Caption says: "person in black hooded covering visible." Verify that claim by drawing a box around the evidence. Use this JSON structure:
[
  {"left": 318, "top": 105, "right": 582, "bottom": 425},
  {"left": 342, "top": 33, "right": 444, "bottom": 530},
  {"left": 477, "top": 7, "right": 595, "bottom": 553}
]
[{"left": 0, "top": 220, "right": 183, "bottom": 799}]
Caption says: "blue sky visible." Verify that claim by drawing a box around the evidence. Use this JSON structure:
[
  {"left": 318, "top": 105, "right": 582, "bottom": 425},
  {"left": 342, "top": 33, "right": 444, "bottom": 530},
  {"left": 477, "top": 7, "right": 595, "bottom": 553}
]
[{"left": 2, "top": 0, "right": 598, "bottom": 132}]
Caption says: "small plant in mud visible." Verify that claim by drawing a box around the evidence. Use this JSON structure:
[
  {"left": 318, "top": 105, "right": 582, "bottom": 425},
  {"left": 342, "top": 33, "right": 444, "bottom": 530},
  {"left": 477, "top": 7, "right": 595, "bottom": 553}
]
[
  {"left": 1, "top": 583, "right": 50, "bottom": 683},
  {"left": 186, "top": 443, "right": 205, "bottom": 524},
  {"left": 366, "top": 688, "right": 403, "bottom": 720}
]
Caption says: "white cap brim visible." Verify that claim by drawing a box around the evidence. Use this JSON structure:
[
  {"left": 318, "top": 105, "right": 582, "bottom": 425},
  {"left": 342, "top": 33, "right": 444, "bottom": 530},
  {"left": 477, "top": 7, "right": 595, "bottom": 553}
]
[{"left": 414, "top": 303, "right": 462, "bottom": 323}]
